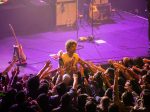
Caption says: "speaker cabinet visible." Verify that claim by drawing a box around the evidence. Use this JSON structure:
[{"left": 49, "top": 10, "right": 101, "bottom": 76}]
[{"left": 56, "top": 0, "right": 77, "bottom": 26}]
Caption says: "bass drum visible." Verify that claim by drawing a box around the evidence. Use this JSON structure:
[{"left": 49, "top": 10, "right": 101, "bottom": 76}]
[{"left": 89, "top": 4, "right": 100, "bottom": 21}]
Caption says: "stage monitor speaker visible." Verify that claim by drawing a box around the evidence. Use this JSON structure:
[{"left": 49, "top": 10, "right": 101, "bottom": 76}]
[{"left": 56, "top": 0, "right": 77, "bottom": 26}]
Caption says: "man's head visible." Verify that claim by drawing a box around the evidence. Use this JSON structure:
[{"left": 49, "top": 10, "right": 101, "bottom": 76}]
[
  {"left": 63, "top": 74, "right": 71, "bottom": 85},
  {"left": 142, "top": 89, "right": 150, "bottom": 107},
  {"left": 85, "top": 100, "right": 97, "bottom": 112},
  {"left": 65, "top": 40, "right": 77, "bottom": 53},
  {"left": 121, "top": 91, "right": 134, "bottom": 106}
]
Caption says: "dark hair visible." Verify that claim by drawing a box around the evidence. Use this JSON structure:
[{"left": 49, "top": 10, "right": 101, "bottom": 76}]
[
  {"left": 27, "top": 76, "right": 39, "bottom": 91},
  {"left": 65, "top": 40, "right": 77, "bottom": 52},
  {"left": 105, "top": 68, "right": 114, "bottom": 77},
  {"left": 56, "top": 82, "right": 67, "bottom": 96},
  {"left": 85, "top": 101, "right": 97, "bottom": 112},
  {"left": 27, "top": 76, "right": 39, "bottom": 99},
  {"left": 37, "top": 93, "right": 49, "bottom": 105},
  {"left": 122, "top": 57, "right": 133, "bottom": 68},
  {"left": 38, "top": 83, "right": 49, "bottom": 95},
  {"left": 14, "top": 82, "right": 23, "bottom": 92},
  {"left": 61, "top": 93, "right": 71, "bottom": 106},
  {"left": 118, "top": 77, "right": 126, "bottom": 87},
  {"left": 84, "top": 67, "right": 92, "bottom": 79},
  {"left": 93, "top": 72, "right": 103, "bottom": 88},
  {"left": 37, "top": 93, "right": 50, "bottom": 112},
  {"left": 108, "top": 103, "right": 119, "bottom": 112},
  {"left": 140, "top": 69, "right": 147, "bottom": 76},
  {"left": 130, "top": 80, "right": 141, "bottom": 95},
  {"left": 15, "top": 91, "right": 26, "bottom": 104},
  {"left": 100, "top": 96, "right": 110, "bottom": 111},
  {"left": 144, "top": 74, "right": 150, "bottom": 85},
  {"left": 2, "top": 88, "right": 17, "bottom": 109},
  {"left": 133, "top": 57, "right": 144, "bottom": 68},
  {"left": 118, "top": 85, "right": 125, "bottom": 98},
  {"left": 142, "top": 89, "right": 150, "bottom": 107},
  {"left": 105, "top": 88, "right": 113, "bottom": 99},
  {"left": 105, "top": 68, "right": 115, "bottom": 84},
  {"left": 77, "top": 94, "right": 88, "bottom": 111},
  {"left": 122, "top": 92, "right": 134, "bottom": 106}
]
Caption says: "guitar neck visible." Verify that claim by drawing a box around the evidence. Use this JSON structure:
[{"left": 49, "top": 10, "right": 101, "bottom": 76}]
[{"left": 9, "top": 24, "right": 19, "bottom": 45}]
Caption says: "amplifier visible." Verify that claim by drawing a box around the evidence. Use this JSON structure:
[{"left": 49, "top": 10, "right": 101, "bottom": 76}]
[{"left": 56, "top": 0, "right": 77, "bottom": 26}]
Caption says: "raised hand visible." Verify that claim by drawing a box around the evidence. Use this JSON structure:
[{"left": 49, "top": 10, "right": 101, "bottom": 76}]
[
  {"left": 11, "top": 66, "right": 20, "bottom": 77},
  {"left": 37, "top": 60, "right": 52, "bottom": 78},
  {"left": 73, "top": 73, "right": 78, "bottom": 79},
  {"left": 143, "top": 58, "right": 150, "bottom": 63},
  {"left": 114, "top": 69, "right": 119, "bottom": 78},
  {"left": 45, "top": 60, "right": 51, "bottom": 68},
  {"left": 58, "top": 66, "right": 65, "bottom": 76},
  {"left": 57, "top": 50, "right": 63, "bottom": 58},
  {"left": 79, "top": 65, "right": 84, "bottom": 77},
  {"left": 50, "top": 54, "right": 59, "bottom": 60}
]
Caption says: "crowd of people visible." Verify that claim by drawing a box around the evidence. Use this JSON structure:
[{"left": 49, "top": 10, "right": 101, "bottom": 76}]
[{"left": 0, "top": 39, "right": 150, "bottom": 112}]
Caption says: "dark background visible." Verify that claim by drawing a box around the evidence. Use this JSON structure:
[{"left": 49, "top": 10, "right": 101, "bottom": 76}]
[
  {"left": 109, "top": 0, "right": 148, "bottom": 18},
  {"left": 0, "top": 0, "right": 148, "bottom": 37}
]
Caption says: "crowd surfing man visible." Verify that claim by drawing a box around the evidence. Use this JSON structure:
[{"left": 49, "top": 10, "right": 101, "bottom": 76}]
[{"left": 58, "top": 39, "right": 85, "bottom": 75}]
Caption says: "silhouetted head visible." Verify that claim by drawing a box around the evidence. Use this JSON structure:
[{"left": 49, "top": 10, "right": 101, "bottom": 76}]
[
  {"left": 85, "top": 100, "right": 97, "bottom": 112},
  {"left": 121, "top": 91, "right": 134, "bottom": 106},
  {"left": 15, "top": 90, "right": 26, "bottom": 104},
  {"left": 56, "top": 82, "right": 67, "bottom": 96},
  {"left": 61, "top": 93, "right": 71, "bottom": 106}
]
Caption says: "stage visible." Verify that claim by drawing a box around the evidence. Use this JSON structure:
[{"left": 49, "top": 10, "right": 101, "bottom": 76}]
[{"left": 0, "top": 11, "right": 149, "bottom": 76}]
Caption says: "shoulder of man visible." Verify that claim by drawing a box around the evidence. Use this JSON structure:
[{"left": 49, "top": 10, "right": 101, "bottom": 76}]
[
  {"left": 73, "top": 53, "right": 79, "bottom": 57},
  {"left": 61, "top": 52, "right": 68, "bottom": 58}
]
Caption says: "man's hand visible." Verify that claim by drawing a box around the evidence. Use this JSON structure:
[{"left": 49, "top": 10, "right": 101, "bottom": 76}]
[
  {"left": 73, "top": 73, "right": 78, "bottom": 79},
  {"left": 45, "top": 60, "right": 51, "bottom": 68},
  {"left": 58, "top": 66, "right": 65, "bottom": 76},
  {"left": 11, "top": 66, "right": 20, "bottom": 77},
  {"left": 143, "top": 58, "right": 150, "bottom": 63}
]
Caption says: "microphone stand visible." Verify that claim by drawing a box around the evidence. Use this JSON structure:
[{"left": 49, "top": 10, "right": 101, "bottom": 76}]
[
  {"left": 88, "top": 0, "right": 96, "bottom": 42},
  {"left": 76, "top": 0, "right": 84, "bottom": 50}
]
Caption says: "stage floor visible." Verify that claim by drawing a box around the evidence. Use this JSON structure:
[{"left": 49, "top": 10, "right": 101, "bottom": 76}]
[{"left": 0, "top": 11, "right": 149, "bottom": 76}]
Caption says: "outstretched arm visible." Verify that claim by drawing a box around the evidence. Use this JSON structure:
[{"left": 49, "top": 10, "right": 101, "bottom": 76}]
[
  {"left": 37, "top": 60, "right": 51, "bottom": 78},
  {"left": 113, "top": 63, "right": 133, "bottom": 80},
  {"left": 2, "top": 59, "right": 16, "bottom": 75},
  {"left": 113, "top": 69, "right": 120, "bottom": 105},
  {"left": 143, "top": 58, "right": 150, "bottom": 63}
]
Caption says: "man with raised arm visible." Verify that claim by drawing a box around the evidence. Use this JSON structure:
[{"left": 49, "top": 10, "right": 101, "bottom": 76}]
[{"left": 59, "top": 39, "right": 85, "bottom": 75}]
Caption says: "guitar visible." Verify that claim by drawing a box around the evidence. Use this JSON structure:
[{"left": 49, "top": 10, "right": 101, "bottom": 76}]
[{"left": 9, "top": 24, "right": 27, "bottom": 65}]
